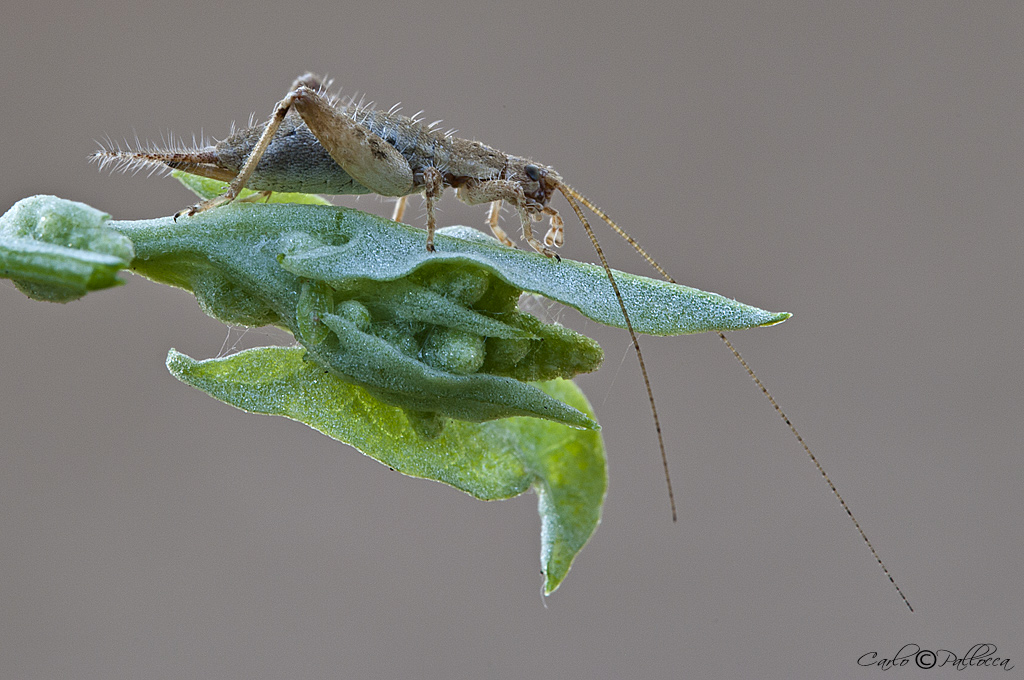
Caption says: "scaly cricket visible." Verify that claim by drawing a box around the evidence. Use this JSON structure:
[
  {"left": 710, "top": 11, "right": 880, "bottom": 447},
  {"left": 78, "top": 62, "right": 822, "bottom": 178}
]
[{"left": 93, "top": 73, "right": 912, "bottom": 610}]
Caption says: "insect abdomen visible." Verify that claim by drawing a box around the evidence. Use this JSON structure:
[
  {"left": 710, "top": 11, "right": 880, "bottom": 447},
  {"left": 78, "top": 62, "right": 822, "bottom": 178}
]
[{"left": 217, "top": 116, "right": 372, "bottom": 195}]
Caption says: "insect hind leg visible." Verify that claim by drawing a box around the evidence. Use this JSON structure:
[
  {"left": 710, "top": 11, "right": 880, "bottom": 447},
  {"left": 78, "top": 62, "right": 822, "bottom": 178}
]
[
  {"left": 290, "top": 72, "right": 330, "bottom": 92},
  {"left": 176, "top": 76, "right": 415, "bottom": 220}
]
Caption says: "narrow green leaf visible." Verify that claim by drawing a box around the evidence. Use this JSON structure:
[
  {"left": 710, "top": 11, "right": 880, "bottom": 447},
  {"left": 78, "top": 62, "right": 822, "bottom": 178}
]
[
  {"left": 171, "top": 174, "right": 790, "bottom": 335},
  {"left": 266, "top": 206, "right": 791, "bottom": 335}
]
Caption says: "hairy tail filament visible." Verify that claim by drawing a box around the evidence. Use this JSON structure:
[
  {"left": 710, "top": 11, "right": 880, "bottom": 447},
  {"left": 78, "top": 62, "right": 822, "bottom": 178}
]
[{"left": 90, "top": 140, "right": 222, "bottom": 179}]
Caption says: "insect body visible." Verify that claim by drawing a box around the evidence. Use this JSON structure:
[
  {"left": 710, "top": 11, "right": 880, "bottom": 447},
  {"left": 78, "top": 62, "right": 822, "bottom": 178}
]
[
  {"left": 93, "top": 73, "right": 912, "bottom": 611},
  {"left": 99, "top": 73, "right": 578, "bottom": 256}
]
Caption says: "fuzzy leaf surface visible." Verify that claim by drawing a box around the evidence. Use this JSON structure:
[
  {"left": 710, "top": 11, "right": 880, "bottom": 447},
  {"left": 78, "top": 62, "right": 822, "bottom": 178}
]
[{"left": 167, "top": 347, "right": 605, "bottom": 591}]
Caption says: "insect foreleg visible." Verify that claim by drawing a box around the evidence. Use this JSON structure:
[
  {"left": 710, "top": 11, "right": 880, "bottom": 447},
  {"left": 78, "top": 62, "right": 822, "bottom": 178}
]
[
  {"left": 541, "top": 206, "right": 564, "bottom": 248},
  {"left": 458, "top": 180, "right": 555, "bottom": 257}
]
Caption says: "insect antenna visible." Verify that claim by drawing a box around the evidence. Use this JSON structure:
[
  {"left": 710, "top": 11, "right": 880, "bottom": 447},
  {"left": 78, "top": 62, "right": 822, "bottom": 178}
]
[
  {"left": 557, "top": 182, "right": 913, "bottom": 611},
  {"left": 717, "top": 333, "right": 913, "bottom": 611},
  {"left": 557, "top": 184, "right": 676, "bottom": 522},
  {"left": 558, "top": 183, "right": 672, "bottom": 281}
]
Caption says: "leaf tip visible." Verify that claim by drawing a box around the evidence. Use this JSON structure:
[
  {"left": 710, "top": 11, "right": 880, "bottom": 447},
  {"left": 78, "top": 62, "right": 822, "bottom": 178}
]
[{"left": 761, "top": 311, "right": 792, "bottom": 327}]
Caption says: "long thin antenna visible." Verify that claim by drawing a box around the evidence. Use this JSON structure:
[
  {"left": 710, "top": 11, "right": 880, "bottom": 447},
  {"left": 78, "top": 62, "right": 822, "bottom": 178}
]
[
  {"left": 558, "top": 182, "right": 912, "bottom": 611},
  {"left": 716, "top": 332, "right": 913, "bottom": 611},
  {"left": 558, "top": 185, "right": 676, "bottom": 522}
]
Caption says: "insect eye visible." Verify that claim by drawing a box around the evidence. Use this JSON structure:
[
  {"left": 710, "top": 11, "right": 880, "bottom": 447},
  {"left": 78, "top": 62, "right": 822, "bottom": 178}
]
[{"left": 524, "top": 164, "right": 541, "bottom": 181}]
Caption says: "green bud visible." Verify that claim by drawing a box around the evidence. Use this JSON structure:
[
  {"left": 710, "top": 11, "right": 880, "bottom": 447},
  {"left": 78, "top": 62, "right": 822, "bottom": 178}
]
[{"left": 420, "top": 327, "right": 486, "bottom": 375}]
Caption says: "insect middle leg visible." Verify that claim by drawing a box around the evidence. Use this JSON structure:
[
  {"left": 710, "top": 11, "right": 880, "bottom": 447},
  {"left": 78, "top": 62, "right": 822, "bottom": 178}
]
[
  {"left": 487, "top": 201, "right": 516, "bottom": 248},
  {"left": 392, "top": 195, "right": 408, "bottom": 222}
]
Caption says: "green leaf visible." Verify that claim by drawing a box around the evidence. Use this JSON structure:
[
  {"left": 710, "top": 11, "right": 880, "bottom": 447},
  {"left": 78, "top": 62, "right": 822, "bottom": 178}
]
[
  {"left": 167, "top": 346, "right": 605, "bottom": 592},
  {"left": 172, "top": 170, "right": 333, "bottom": 205},
  {"left": 171, "top": 174, "right": 790, "bottom": 335},
  {"left": 272, "top": 209, "right": 791, "bottom": 335},
  {"left": 0, "top": 195, "right": 133, "bottom": 301},
  {"left": 108, "top": 204, "right": 605, "bottom": 429},
  {"left": 2, "top": 191, "right": 790, "bottom": 592}
]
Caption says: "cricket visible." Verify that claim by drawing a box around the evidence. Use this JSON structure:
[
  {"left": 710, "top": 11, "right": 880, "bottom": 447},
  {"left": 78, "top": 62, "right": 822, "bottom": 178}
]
[{"left": 93, "top": 72, "right": 912, "bottom": 611}]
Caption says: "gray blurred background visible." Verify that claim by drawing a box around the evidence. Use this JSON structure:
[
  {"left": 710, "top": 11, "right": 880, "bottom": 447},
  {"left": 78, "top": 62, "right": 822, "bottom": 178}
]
[{"left": 2, "top": 2, "right": 1022, "bottom": 678}]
